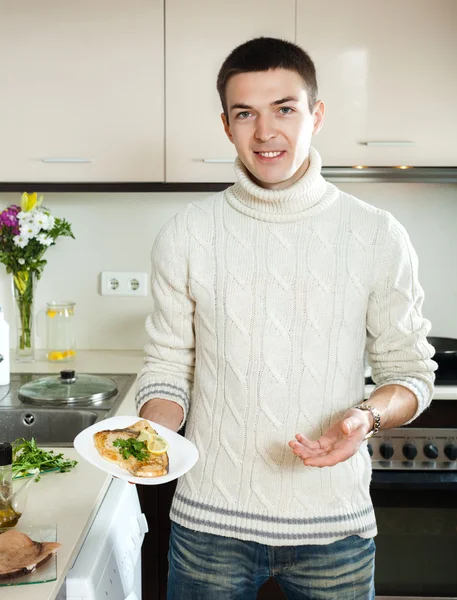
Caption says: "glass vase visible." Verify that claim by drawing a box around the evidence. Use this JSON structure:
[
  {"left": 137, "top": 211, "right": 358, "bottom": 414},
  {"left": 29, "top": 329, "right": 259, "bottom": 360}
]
[{"left": 11, "top": 271, "right": 36, "bottom": 362}]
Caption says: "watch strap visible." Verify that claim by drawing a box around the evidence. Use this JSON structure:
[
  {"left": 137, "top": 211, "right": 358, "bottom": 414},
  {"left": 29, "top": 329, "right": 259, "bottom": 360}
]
[{"left": 354, "top": 403, "right": 381, "bottom": 440}]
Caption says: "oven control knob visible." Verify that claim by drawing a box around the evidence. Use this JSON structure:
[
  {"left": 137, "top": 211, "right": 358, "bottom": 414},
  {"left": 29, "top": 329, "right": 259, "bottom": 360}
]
[
  {"left": 380, "top": 442, "right": 394, "bottom": 460},
  {"left": 402, "top": 443, "right": 417, "bottom": 460},
  {"left": 424, "top": 444, "right": 439, "bottom": 460},
  {"left": 444, "top": 444, "right": 457, "bottom": 461}
]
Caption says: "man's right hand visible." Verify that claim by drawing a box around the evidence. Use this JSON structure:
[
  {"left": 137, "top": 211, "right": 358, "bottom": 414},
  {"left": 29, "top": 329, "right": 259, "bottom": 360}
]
[{"left": 139, "top": 398, "right": 184, "bottom": 432}]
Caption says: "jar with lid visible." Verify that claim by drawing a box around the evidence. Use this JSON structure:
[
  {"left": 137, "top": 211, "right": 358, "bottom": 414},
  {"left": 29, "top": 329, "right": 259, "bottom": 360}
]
[{"left": 46, "top": 301, "right": 76, "bottom": 362}]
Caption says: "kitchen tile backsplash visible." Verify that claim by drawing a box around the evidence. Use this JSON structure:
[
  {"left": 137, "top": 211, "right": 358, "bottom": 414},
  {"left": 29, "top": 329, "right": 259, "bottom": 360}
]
[{"left": 1, "top": 183, "right": 456, "bottom": 350}]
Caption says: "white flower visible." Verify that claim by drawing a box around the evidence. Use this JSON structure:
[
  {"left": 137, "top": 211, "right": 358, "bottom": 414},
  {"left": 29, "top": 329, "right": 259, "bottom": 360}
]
[
  {"left": 44, "top": 214, "right": 55, "bottom": 231},
  {"left": 33, "top": 211, "right": 50, "bottom": 230},
  {"left": 36, "top": 233, "right": 53, "bottom": 247},
  {"left": 13, "top": 234, "right": 29, "bottom": 248},
  {"left": 18, "top": 258, "right": 25, "bottom": 265},
  {"left": 17, "top": 211, "right": 34, "bottom": 224},
  {"left": 20, "top": 222, "right": 40, "bottom": 239}
]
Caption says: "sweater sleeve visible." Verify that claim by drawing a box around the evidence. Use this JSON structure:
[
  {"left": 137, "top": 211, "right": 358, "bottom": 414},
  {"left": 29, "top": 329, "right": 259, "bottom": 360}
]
[
  {"left": 136, "top": 210, "right": 195, "bottom": 426},
  {"left": 366, "top": 214, "right": 437, "bottom": 423}
]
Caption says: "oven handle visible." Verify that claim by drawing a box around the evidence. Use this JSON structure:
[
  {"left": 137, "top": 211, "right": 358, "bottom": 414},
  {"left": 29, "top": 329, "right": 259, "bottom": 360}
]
[{"left": 371, "top": 469, "right": 457, "bottom": 490}]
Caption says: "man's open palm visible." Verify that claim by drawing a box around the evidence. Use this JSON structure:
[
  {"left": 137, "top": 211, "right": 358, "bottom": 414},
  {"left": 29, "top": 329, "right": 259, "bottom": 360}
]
[{"left": 289, "top": 409, "right": 371, "bottom": 467}]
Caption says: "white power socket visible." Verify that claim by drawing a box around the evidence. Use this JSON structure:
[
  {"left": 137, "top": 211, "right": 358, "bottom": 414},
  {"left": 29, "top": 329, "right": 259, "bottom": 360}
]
[{"left": 100, "top": 271, "right": 148, "bottom": 297}]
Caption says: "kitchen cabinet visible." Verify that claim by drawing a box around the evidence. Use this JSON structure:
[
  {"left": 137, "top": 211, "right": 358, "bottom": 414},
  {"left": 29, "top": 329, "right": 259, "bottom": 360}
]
[
  {"left": 0, "top": 0, "right": 164, "bottom": 183},
  {"left": 165, "top": 0, "right": 295, "bottom": 182},
  {"left": 296, "top": 0, "right": 457, "bottom": 167}
]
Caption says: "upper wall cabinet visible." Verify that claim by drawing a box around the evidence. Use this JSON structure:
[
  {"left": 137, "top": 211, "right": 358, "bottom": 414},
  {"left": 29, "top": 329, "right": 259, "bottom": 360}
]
[
  {"left": 165, "top": 0, "right": 295, "bottom": 183},
  {"left": 0, "top": 0, "right": 164, "bottom": 183},
  {"left": 297, "top": 0, "right": 457, "bottom": 167}
]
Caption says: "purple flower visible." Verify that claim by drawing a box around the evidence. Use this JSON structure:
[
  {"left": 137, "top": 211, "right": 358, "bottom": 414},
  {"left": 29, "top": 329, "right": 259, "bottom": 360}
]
[{"left": 0, "top": 204, "right": 20, "bottom": 229}]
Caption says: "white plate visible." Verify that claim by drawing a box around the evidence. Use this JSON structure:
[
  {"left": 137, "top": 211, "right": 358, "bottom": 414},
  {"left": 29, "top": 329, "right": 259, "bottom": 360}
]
[{"left": 73, "top": 415, "right": 198, "bottom": 485}]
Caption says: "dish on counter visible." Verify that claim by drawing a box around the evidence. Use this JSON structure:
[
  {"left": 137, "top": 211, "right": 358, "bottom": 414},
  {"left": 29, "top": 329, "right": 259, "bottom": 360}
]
[
  {"left": 74, "top": 415, "right": 199, "bottom": 485},
  {"left": 0, "top": 525, "right": 59, "bottom": 585}
]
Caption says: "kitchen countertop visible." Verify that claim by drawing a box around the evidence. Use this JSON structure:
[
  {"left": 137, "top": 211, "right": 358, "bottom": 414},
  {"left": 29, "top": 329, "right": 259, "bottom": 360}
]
[
  {"left": 3, "top": 352, "right": 456, "bottom": 599},
  {"left": 2, "top": 350, "right": 143, "bottom": 600}
]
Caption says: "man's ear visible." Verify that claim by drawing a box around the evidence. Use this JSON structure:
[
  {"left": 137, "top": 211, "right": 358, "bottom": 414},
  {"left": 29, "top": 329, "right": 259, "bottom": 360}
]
[
  {"left": 221, "top": 113, "right": 234, "bottom": 144},
  {"left": 312, "top": 100, "right": 325, "bottom": 136}
]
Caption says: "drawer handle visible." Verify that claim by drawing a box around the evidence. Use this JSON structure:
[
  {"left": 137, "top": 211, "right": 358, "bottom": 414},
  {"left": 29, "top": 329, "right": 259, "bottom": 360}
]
[
  {"left": 42, "top": 158, "right": 93, "bottom": 163},
  {"left": 363, "top": 141, "right": 416, "bottom": 147},
  {"left": 202, "top": 158, "right": 235, "bottom": 163}
]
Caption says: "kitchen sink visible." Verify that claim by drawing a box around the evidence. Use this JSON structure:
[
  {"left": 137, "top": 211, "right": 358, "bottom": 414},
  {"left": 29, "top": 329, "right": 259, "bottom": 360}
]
[
  {"left": 0, "top": 373, "right": 136, "bottom": 447},
  {"left": 0, "top": 408, "right": 104, "bottom": 446}
]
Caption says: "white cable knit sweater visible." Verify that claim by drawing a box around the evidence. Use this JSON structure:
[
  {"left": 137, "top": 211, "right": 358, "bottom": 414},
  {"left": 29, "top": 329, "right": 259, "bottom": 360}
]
[{"left": 136, "top": 148, "right": 436, "bottom": 546}]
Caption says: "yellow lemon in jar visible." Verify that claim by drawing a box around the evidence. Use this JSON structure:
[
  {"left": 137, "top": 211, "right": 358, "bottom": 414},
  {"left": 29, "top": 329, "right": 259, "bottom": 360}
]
[
  {"left": 48, "top": 351, "right": 64, "bottom": 361},
  {"left": 47, "top": 310, "right": 56, "bottom": 318},
  {"left": 62, "top": 350, "right": 76, "bottom": 359}
]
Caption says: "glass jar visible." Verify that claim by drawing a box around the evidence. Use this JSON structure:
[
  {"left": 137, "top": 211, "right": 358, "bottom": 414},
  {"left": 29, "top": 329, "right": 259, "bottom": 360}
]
[{"left": 46, "top": 301, "right": 76, "bottom": 362}]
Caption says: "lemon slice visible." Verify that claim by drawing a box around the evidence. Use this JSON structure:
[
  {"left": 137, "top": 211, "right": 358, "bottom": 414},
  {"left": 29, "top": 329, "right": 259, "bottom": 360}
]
[
  {"left": 148, "top": 435, "right": 169, "bottom": 455},
  {"left": 137, "top": 429, "right": 169, "bottom": 455},
  {"left": 137, "top": 429, "right": 155, "bottom": 449}
]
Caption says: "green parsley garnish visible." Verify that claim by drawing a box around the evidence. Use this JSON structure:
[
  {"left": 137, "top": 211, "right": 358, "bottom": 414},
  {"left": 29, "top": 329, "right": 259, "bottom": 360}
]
[
  {"left": 12, "top": 437, "right": 78, "bottom": 481},
  {"left": 113, "top": 438, "right": 149, "bottom": 461}
]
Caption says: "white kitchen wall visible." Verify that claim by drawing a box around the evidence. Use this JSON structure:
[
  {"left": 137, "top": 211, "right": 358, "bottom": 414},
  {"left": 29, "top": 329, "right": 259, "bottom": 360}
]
[{"left": 1, "top": 182, "right": 456, "bottom": 350}]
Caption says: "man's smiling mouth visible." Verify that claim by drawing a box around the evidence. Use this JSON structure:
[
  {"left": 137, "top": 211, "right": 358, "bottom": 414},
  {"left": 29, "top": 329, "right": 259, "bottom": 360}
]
[{"left": 254, "top": 151, "right": 286, "bottom": 160}]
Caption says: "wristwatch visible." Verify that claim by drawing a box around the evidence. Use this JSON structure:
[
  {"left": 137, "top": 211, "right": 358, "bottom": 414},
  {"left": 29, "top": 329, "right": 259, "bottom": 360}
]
[{"left": 354, "top": 403, "right": 381, "bottom": 440}]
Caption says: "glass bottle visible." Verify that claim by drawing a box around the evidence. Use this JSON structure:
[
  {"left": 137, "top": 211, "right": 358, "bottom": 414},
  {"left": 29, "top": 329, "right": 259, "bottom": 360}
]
[{"left": 0, "top": 442, "right": 20, "bottom": 528}]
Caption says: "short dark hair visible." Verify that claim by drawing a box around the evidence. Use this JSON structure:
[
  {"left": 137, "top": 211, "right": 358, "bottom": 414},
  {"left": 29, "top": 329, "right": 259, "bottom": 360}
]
[{"left": 217, "top": 37, "right": 318, "bottom": 121}]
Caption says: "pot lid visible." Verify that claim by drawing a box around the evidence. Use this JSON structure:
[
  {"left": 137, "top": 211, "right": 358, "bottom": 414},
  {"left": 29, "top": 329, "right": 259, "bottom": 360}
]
[{"left": 18, "top": 370, "right": 118, "bottom": 405}]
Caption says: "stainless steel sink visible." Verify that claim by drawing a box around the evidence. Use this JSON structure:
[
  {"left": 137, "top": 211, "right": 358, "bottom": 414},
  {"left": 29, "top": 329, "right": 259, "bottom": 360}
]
[
  {"left": 0, "top": 408, "right": 103, "bottom": 447},
  {"left": 0, "top": 373, "right": 136, "bottom": 447}
]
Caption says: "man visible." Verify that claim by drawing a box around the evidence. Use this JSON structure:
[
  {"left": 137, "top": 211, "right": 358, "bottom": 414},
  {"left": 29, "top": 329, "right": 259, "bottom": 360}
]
[{"left": 136, "top": 37, "right": 436, "bottom": 599}]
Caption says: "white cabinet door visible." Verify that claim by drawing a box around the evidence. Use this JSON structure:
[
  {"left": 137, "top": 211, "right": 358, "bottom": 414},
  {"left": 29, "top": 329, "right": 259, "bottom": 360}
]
[
  {"left": 0, "top": 0, "right": 164, "bottom": 182},
  {"left": 296, "top": 0, "right": 457, "bottom": 167},
  {"left": 165, "top": 0, "right": 295, "bottom": 182}
]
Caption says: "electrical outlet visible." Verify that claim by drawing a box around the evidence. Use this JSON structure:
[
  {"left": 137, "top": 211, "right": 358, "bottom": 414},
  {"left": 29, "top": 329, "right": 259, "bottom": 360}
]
[{"left": 100, "top": 271, "right": 148, "bottom": 297}]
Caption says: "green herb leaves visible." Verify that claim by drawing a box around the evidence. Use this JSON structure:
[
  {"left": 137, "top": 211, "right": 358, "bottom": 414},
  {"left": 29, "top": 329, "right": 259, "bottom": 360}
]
[
  {"left": 12, "top": 437, "right": 78, "bottom": 481},
  {"left": 113, "top": 438, "right": 149, "bottom": 461}
]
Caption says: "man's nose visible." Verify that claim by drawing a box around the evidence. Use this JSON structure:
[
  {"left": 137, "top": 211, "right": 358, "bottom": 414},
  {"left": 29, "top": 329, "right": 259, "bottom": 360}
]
[{"left": 254, "top": 115, "right": 277, "bottom": 142}]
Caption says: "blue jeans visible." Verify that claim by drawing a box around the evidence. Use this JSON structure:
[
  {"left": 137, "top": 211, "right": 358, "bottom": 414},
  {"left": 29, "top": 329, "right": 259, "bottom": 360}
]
[{"left": 167, "top": 522, "right": 375, "bottom": 600}]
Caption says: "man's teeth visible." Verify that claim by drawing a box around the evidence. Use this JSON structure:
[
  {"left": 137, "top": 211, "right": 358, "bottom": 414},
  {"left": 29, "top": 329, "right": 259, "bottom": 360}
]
[{"left": 258, "top": 151, "right": 282, "bottom": 158}]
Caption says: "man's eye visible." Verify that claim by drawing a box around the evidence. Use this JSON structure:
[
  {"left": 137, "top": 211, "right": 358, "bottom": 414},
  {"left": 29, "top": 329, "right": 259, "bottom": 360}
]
[
  {"left": 236, "top": 111, "right": 251, "bottom": 119},
  {"left": 279, "top": 107, "right": 293, "bottom": 114}
]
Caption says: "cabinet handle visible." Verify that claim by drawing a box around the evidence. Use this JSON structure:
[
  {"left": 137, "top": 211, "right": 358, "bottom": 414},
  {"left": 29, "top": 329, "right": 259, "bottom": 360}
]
[
  {"left": 42, "top": 158, "right": 93, "bottom": 163},
  {"left": 202, "top": 158, "right": 235, "bottom": 163},
  {"left": 363, "top": 141, "right": 416, "bottom": 147}
]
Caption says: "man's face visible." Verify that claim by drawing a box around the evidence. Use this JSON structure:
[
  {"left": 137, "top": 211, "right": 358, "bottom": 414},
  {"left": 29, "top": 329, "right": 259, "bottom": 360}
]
[{"left": 221, "top": 69, "right": 324, "bottom": 190}]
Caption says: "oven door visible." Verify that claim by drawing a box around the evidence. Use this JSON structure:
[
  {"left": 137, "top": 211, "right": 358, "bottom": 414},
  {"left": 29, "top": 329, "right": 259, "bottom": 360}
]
[{"left": 371, "top": 470, "right": 457, "bottom": 599}]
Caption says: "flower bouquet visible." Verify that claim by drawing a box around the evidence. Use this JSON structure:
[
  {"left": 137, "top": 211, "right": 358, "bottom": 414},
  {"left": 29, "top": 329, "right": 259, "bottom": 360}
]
[{"left": 0, "top": 193, "right": 74, "bottom": 361}]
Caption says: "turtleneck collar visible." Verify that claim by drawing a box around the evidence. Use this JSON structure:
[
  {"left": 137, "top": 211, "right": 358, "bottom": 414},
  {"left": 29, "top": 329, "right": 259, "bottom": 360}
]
[{"left": 226, "top": 147, "right": 338, "bottom": 223}]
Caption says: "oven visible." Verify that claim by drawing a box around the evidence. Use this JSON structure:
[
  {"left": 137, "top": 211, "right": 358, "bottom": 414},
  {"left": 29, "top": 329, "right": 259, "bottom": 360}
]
[{"left": 367, "top": 382, "right": 457, "bottom": 599}]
